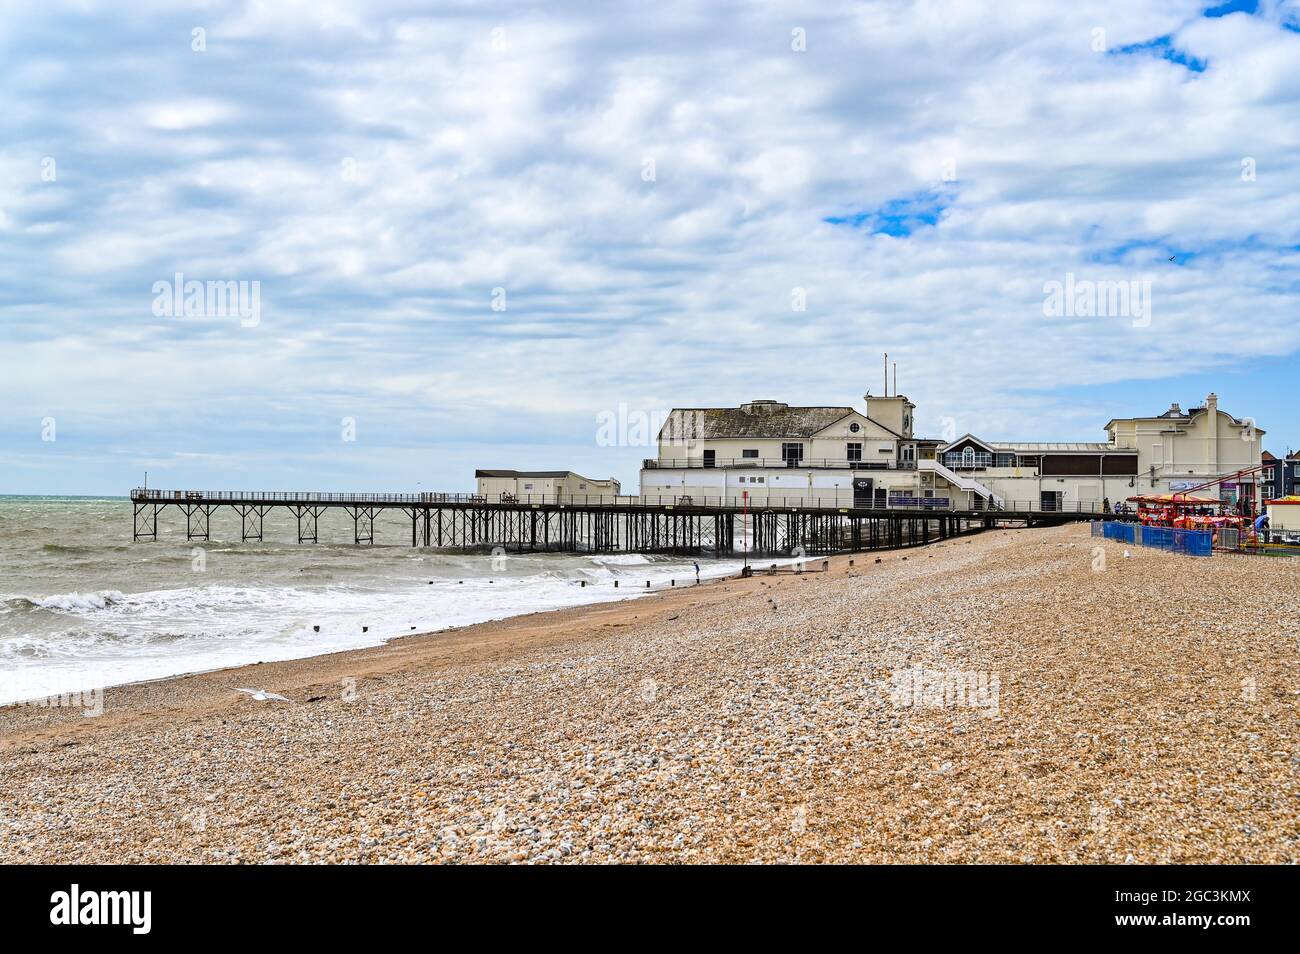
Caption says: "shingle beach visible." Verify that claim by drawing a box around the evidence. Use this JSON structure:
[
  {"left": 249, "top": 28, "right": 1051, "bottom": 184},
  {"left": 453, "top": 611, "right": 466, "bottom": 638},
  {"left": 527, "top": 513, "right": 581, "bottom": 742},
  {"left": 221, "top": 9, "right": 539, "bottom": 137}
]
[{"left": 1, "top": 524, "right": 1295, "bottom": 863}]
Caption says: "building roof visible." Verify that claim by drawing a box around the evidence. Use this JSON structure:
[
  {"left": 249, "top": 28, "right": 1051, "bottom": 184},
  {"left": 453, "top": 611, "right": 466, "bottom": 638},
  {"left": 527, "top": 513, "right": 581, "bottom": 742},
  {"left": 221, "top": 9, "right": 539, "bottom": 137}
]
[
  {"left": 663, "top": 403, "right": 859, "bottom": 439},
  {"left": 986, "top": 441, "right": 1136, "bottom": 453},
  {"left": 1102, "top": 398, "right": 1260, "bottom": 433},
  {"left": 939, "top": 437, "right": 1137, "bottom": 453},
  {"left": 475, "top": 469, "right": 603, "bottom": 480}
]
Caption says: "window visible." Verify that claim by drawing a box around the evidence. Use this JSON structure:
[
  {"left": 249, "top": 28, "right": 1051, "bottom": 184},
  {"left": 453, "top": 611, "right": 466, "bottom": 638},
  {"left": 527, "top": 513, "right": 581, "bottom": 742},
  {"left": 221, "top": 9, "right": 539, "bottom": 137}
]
[
  {"left": 742, "top": 449, "right": 758, "bottom": 458},
  {"left": 995, "top": 453, "right": 1015, "bottom": 467},
  {"left": 702, "top": 449, "right": 715, "bottom": 468},
  {"left": 902, "top": 444, "right": 915, "bottom": 463},
  {"left": 781, "top": 442, "right": 804, "bottom": 467},
  {"left": 578, "top": 483, "right": 586, "bottom": 489},
  {"left": 944, "top": 449, "right": 993, "bottom": 469},
  {"left": 849, "top": 422, "right": 861, "bottom": 433},
  {"left": 524, "top": 483, "right": 534, "bottom": 490},
  {"left": 846, "top": 442, "right": 863, "bottom": 466}
]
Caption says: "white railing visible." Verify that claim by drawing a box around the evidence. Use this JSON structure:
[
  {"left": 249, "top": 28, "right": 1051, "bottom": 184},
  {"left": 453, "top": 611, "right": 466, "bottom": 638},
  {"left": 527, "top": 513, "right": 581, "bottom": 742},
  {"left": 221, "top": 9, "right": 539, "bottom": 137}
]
[
  {"left": 130, "top": 487, "right": 1106, "bottom": 514},
  {"left": 921, "top": 460, "right": 1006, "bottom": 509}
]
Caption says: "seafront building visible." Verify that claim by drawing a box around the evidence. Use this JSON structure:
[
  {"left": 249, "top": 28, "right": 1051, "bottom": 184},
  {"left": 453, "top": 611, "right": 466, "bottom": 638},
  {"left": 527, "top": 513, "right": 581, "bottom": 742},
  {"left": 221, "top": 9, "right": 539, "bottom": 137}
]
[
  {"left": 475, "top": 469, "right": 620, "bottom": 501},
  {"left": 1261, "top": 450, "right": 1300, "bottom": 500},
  {"left": 638, "top": 391, "right": 1263, "bottom": 512}
]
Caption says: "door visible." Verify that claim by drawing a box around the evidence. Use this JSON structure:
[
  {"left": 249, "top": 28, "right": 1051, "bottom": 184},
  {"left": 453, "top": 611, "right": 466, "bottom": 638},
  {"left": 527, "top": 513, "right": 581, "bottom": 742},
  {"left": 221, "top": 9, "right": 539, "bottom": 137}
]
[
  {"left": 853, "top": 477, "right": 873, "bottom": 507},
  {"left": 702, "top": 449, "right": 715, "bottom": 468},
  {"left": 1040, "top": 491, "right": 1062, "bottom": 512}
]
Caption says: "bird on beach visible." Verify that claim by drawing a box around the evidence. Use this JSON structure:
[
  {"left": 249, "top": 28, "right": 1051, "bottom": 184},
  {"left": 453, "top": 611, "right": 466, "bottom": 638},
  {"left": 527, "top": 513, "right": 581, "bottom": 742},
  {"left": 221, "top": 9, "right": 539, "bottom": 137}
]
[{"left": 235, "top": 688, "right": 291, "bottom": 702}]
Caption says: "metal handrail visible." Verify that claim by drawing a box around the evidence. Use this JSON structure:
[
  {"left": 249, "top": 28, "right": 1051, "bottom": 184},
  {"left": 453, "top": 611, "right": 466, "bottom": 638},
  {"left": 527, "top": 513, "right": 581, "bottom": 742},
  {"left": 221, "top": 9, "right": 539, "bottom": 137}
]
[
  {"left": 129, "top": 488, "right": 1110, "bottom": 515},
  {"left": 642, "top": 457, "right": 917, "bottom": 470}
]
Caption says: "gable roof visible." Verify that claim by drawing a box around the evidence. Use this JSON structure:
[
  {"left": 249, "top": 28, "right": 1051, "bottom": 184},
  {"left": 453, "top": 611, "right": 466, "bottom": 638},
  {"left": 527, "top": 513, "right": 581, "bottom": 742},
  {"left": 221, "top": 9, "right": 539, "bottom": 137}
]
[
  {"left": 662, "top": 405, "right": 858, "bottom": 440},
  {"left": 938, "top": 433, "right": 997, "bottom": 453}
]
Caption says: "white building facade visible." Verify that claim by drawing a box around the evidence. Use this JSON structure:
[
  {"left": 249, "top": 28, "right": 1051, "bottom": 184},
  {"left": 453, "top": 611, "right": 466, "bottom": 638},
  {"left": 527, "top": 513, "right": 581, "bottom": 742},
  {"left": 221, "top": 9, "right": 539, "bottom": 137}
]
[
  {"left": 639, "top": 392, "right": 1262, "bottom": 512},
  {"left": 476, "top": 469, "right": 620, "bottom": 502}
]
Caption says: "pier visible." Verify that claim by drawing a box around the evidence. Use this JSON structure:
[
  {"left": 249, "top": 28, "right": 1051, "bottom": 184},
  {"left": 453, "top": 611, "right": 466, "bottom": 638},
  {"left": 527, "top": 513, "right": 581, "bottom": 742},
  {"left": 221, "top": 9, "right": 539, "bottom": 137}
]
[{"left": 129, "top": 489, "right": 1103, "bottom": 557}]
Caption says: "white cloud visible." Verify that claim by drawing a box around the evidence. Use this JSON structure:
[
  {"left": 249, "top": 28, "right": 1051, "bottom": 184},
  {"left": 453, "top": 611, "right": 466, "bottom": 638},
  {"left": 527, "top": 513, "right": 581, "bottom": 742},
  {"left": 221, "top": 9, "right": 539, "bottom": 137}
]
[{"left": 0, "top": 0, "right": 1298, "bottom": 493}]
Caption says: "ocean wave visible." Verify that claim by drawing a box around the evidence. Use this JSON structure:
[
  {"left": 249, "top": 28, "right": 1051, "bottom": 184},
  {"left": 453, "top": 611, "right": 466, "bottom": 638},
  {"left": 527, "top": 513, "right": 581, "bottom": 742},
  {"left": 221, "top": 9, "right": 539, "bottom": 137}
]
[
  {"left": 0, "top": 627, "right": 196, "bottom": 661},
  {"left": 16, "top": 590, "right": 130, "bottom": 613},
  {"left": 588, "top": 553, "right": 653, "bottom": 566},
  {"left": 40, "top": 542, "right": 130, "bottom": 555}
]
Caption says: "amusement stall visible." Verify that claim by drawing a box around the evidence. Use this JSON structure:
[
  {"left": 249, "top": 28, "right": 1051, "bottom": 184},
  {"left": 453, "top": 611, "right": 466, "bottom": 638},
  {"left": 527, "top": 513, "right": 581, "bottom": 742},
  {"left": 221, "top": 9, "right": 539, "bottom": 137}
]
[{"left": 1126, "top": 493, "right": 1244, "bottom": 532}]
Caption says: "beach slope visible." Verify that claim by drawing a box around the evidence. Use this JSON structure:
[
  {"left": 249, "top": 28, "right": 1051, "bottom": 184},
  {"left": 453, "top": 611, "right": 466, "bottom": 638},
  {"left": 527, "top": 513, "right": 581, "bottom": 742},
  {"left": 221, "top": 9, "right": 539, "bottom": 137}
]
[{"left": 0, "top": 524, "right": 1294, "bottom": 863}]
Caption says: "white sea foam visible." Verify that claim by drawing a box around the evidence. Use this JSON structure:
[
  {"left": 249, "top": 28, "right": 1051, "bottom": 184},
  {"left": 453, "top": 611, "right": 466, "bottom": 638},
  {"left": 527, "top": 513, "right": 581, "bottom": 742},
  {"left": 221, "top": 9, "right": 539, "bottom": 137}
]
[
  {"left": 0, "top": 551, "right": 744, "bottom": 705},
  {"left": 33, "top": 590, "right": 128, "bottom": 612}
]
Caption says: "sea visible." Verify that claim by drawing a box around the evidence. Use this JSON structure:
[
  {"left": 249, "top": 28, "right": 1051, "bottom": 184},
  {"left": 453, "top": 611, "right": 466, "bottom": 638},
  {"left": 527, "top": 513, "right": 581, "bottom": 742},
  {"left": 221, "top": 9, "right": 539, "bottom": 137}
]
[{"left": 0, "top": 496, "right": 746, "bottom": 705}]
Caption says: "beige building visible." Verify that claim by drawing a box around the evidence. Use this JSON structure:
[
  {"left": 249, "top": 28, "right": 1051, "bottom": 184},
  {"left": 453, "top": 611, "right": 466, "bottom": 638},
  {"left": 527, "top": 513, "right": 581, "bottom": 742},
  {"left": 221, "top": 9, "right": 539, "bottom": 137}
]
[
  {"left": 1103, "top": 393, "right": 1263, "bottom": 504},
  {"left": 475, "top": 469, "right": 620, "bottom": 502},
  {"left": 641, "top": 396, "right": 929, "bottom": 508},
  {"left": 639, "top": 391, "right": 1262, "bottom": 512}
]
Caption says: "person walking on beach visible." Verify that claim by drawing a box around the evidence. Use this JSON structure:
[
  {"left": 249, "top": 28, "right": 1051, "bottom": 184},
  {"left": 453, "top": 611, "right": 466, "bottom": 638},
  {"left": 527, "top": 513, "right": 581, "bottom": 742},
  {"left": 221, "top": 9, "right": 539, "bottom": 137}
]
[{"left": 693, "top": 561, "right": 700, "bottom": 584}]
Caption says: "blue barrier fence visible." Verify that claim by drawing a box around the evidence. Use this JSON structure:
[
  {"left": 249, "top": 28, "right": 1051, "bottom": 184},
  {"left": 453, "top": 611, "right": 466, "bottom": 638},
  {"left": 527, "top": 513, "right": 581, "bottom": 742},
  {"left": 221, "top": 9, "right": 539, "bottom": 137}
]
[{"left": 1090, "top": 520, "right": 1212, "bottom": 557}]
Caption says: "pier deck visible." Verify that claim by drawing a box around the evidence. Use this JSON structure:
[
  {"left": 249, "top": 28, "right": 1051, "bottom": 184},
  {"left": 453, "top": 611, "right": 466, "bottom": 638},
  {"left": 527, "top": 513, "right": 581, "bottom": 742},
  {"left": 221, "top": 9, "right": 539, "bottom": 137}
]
[{"left": 128, "top": 488, "right": 1102, "bottom": 556}]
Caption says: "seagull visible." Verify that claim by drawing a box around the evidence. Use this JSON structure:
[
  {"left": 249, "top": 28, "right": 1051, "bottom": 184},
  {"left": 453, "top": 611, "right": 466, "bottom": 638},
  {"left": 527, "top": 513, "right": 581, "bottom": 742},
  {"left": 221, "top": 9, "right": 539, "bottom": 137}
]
[{"left": 235, "top": 688, "right": 291, "bottom": 702}]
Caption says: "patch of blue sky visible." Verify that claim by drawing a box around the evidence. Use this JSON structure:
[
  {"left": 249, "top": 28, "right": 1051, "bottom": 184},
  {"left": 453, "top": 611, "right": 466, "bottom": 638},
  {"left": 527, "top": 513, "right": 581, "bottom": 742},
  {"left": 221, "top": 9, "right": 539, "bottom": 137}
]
[
  {"left": 1087, "top": 240, "right": 1200, "bottom": 267},
  {"left": 1203, "top": 0, "right": 1300, "bottom": 32},
  {"left": 824, "top": 189, "right": 953, "bottom": 237},
  {"left": 1109, "top": 35, "right": 1207, "bottom": 72},
  {"left": 1090, "top": 237, "right": 1300, "bottom": 272},
  {"left": 1203, "top": 0, "right": 1257, "bottom": 17}
]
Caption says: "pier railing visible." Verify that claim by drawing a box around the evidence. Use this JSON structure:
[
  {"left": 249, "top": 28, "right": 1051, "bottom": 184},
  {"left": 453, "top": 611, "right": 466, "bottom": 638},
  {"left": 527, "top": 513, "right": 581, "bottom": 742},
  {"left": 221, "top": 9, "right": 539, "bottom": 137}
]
[
  {"left": 130, "top": 489, "right": 485, "bottom": 504},
  {"left": 642, "top": 457, "right": 918, "bottom": 470},
  {"left": 130, "top": 487, "right": 1109, "bottom": 515}
]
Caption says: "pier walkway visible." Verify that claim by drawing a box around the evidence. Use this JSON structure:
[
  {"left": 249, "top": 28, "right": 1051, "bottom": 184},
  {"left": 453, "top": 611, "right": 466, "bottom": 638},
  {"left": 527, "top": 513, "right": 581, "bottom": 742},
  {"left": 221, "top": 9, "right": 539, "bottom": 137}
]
[
  {"left": 129, "top": 488, "right": 1104, "bottom": 557},
  {"left": 129, "top": 488, "right": 1107, "bottom": 556}
]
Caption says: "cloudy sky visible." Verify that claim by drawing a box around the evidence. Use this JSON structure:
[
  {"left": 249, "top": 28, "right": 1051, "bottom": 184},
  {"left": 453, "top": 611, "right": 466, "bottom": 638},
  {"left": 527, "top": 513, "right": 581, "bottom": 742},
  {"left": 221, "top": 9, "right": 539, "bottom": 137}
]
[{"left": 2, "top": 0, "right": 1298, "bottom": 495}]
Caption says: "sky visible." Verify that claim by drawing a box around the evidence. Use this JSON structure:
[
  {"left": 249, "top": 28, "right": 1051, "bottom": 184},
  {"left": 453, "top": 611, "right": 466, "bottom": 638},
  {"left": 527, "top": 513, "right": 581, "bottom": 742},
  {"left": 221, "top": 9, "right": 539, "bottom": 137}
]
[{"left": 2, "top": 0, "right": 1298, "bottom": 495}]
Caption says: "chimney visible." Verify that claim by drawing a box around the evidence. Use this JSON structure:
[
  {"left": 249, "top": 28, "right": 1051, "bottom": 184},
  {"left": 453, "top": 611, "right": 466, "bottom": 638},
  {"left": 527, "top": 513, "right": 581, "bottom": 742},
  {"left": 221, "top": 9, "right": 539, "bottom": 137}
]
[
  {"left": 1206, "top": 392, "right": 1218, "bottom": 413},
  {"left": 1169, "top": 402, "right": 1181, "bottom": 415}
]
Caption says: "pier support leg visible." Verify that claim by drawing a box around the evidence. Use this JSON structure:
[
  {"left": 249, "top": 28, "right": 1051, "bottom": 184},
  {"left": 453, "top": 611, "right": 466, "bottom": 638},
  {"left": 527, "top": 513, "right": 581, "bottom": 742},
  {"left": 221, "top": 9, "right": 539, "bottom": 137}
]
[
  {"left": 238, "top": 505, "right": 270, "bottom": 542},
  {"left": 133, "top": 502, "right": 158, "bottom": 542},
  {"left": 294, "top": 505, "right": 324, "bottom": 544},
  {"left": 184, "top": 503, "right": 214, "bottom": 542},
  {"left": 346, "top": 506, "right": 374, "bottom": 545}
]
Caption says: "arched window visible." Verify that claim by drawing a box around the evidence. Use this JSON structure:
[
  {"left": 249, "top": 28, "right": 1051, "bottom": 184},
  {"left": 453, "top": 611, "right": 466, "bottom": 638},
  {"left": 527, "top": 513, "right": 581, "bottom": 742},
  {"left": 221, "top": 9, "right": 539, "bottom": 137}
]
[{"left": 962, "top": 446, "right": 975, "bottom": 468}]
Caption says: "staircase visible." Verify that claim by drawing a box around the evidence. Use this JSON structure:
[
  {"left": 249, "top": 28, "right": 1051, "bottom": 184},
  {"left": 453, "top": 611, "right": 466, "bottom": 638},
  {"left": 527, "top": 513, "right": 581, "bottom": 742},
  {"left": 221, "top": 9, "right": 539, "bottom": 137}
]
[{"left": 920, "top": 460, "right": 1005, "bottom": 510}]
